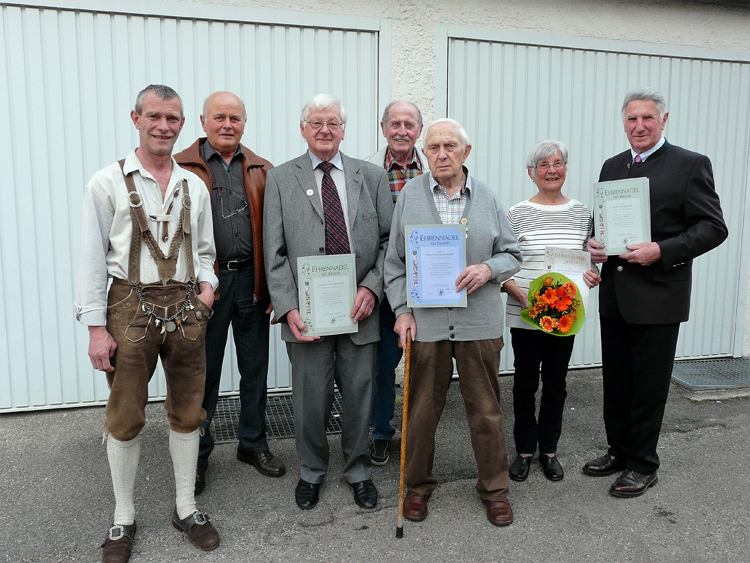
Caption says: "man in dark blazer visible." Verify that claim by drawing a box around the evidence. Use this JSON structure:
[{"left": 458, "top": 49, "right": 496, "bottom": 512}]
[
  {"left": 263, "top": 94, "right": 393, "bottom": 510},
  {"left": 585, "top": 87, "right": 727, "bottom": 497}
]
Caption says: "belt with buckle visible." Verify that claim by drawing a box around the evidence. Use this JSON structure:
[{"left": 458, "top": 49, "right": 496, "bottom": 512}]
[{"left": 220, "top": 257, "right": 253, "bottom": 271}]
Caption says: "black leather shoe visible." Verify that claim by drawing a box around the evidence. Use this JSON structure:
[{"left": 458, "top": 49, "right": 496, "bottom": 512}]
[
  {"left": 609, "top": 469, "right": 658, "bottom": 498},
  {"left": 237, "top": 444, "right": 286, "bottom": 477},
  {"left": 195, "top": 464, "right": 207, "bottom": 496},
  {"left": 582, "top": 453, "right": 625, "bottom": 476},
  {"left": 540, "top": 454, "right": 564, "bottom": 481},
  {"left": 509, "top": 454, "right": 532, "bottom": 482},
  {"left": 295, "top": 479, "right": 321, "bottom": 509},
  {"left": 349, "top": 479, "right": 378, "bottom": 509}
]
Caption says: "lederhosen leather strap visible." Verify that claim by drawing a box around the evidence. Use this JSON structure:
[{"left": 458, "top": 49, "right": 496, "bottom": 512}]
[{"left": 118, "top": 159, "right": 196, "bottom": 286}]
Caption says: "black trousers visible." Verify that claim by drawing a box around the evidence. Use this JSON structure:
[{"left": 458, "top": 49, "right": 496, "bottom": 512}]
[
  {"left": 510, "top": 328, "right": 575, "bottom": 455},
  {"left": 600, "top": 315, "right": 680, "bottom": 475}
]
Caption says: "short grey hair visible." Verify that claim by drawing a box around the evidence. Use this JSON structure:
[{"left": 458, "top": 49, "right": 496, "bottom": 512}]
[
  {"left": 134, "top": 84, "right": 183, "bottom": 118},
  {"left": 202, "top": 91, "right": 247, "bottom": 121},
  {"left": 381, "top": 101, "right": 423, "bottom": 127},
  {"left": 621, "top": 87, "right": 667, "bottom": 121},
  {"left": 300, "top": 94, "right": 347, "bottom": 127},
  {"left": 423, "top": 118, "right": 470, "bottom": 148},
  {"left": 526, "top": 140, "right": 568, "bottom": 170}
]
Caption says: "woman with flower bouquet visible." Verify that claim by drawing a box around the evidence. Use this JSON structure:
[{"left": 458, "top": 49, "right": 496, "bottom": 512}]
[{"left": 501, "top": 140, "right": 600, "bottom": 482}]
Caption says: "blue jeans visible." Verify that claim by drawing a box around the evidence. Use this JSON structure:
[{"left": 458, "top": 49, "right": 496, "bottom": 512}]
[
  {"left": 370, "top": 296, "right": 403, "bottom": 441},
  {"left": 198, "top": 266, "right": 270, "bottom": 466}
]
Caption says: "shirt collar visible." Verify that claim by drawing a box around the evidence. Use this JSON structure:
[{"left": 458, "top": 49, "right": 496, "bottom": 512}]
[
  {"left": 123, "top": 149, "right": 185, "bottom": 182},
  {"left": 202, "top": 139, "right": 243, "bottom": 164},
  {"left": 631, "top": 136, "right": 665, "bottom": 162},
  {"left": 309, "top": 150, "right": 343, "bottom": 171},
  {"left": 385, "top": 147, "right": 423, "bottom": 171},
  {"left": 429, "top": 166, "right": 472, "bottom": 195}
]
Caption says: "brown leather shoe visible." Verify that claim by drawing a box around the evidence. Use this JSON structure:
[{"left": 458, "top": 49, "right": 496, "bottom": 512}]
[
  {"left": 609, "top": 469, "right": 658, "bottom": 498},
  {"left": 483, "top": 499, "right": 514, "bottom": 526},
  {"left": 582, "top": 453, "right": 625, "bottom": 476},
  {"left": 171, "top": 509, "right": 220, "bottom": 551},
  {"left": 101, "top": 522, "right": 136, "bottom": 563},
  {"left": 237, "top": 444, "right": 286, "bottom": 478},
  {"left": 403, "top": 490, "right": 430, "bottom": 522}
]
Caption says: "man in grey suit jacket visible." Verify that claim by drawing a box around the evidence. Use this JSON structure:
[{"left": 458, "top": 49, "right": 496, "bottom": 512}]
[{"left": 263, "top": 94, "right": 393, "bottom": 510}]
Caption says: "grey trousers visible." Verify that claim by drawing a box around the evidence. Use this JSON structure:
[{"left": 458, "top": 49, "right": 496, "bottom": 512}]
[{"left": 287, "top": 335, "right": 375, "bottom": 484}]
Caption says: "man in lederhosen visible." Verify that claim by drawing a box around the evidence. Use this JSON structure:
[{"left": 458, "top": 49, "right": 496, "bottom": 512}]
[{"left": 76, "top": 84, "right": 220, "bottom": 563}]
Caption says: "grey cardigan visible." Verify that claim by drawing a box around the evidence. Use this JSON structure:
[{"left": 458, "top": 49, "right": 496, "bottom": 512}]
[{"left": 384, "top": 173, "right": 522, "bottom": 342}]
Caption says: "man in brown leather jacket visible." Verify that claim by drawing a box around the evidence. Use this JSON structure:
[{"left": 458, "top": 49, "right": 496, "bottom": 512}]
[{"left": 175, "top": 91, "right": 285, "bottom": 495}]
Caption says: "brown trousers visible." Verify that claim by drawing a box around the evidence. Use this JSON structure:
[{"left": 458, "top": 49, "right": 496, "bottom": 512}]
[
  {"left": 405, "top": 337, "right": 510, "bottom": 501},
  {"left": 104, "top": 279, "right": 211, "bottom": 441}
]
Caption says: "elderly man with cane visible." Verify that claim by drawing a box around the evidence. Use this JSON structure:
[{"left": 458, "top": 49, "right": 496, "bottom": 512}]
[{"left": 384, "top": 118, "right": 522, "bottom": 527}]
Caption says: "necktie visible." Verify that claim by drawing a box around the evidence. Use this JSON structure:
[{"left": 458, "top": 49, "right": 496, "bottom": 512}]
[
  {"left": 634, "top": 154, "right": 642, "bottom": 163},
  {"left": 318, "top": 162, "right": 350, "bottom": 254}
]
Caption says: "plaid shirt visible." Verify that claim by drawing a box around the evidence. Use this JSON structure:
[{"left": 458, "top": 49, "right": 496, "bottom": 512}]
[
  {"left": 430, "top": 166, "right": 472, "bottom": 224},
  {"left": 385, "top": 147, "right": 424, "bottom": 202}
]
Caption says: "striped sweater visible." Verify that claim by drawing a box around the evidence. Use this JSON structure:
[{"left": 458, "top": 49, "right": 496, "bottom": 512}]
[{"left": 504, "top": 198, "right": 592, "bottom": 329}]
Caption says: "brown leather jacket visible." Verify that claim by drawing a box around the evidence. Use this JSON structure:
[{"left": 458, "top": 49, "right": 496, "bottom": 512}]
[{"left": 174, "top": 138, "right": 273, "bottom": 302}]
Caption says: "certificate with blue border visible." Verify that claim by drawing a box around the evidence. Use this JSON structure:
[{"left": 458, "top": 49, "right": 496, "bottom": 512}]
[
  {"left": 405, "top": 224, "right": 468, "bottom": 308},
  {"left": 297, "top": 254, "right": 357, "bottom": 336}
]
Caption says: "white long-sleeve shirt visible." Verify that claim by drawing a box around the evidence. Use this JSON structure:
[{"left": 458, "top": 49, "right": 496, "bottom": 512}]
[{"left": 76, "top": 149, "right": 217, "bottom": 326}]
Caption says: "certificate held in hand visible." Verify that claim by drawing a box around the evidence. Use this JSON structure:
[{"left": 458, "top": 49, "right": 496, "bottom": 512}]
[
  {"left": 405, "top": 224, "right": 468, "bottom": 308},
  {"left": 297, "top": 254, "right": 357, "bottom": 336},
  {"left": 594, "top": 177, "right": 651, "bottom": 256}
]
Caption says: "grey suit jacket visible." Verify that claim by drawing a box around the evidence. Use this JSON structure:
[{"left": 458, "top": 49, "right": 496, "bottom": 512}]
[{"left": 263, "top": 151, "right": 393, "bottom": 344}]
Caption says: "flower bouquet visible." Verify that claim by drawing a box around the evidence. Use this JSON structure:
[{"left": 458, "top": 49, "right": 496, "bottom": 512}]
[{"left": 520, "top": 273, "right": 585, "bottom": 337}]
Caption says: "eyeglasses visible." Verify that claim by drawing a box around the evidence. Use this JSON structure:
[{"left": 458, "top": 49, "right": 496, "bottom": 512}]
[
  {"left": 536, "top": 160, "right": 566, "bottom": 172},
  {"left": 217, "top": 187, "right": 248, "bottom": 219},
  {"left": 305, "top": 120, "right": 344, "bottom": 132}
]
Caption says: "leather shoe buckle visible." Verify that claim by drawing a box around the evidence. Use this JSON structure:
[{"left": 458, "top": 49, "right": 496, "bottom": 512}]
[
  {"left": 108, "top": 525, "right": 126, "bottom": 541},
  {"left": 193, "top": 512, "right": 207, "bottom": 526}
]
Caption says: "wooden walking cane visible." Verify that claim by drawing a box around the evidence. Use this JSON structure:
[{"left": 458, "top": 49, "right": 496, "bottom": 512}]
[{"left": 396, "top": 329, "right": 412, "bottom": 538}]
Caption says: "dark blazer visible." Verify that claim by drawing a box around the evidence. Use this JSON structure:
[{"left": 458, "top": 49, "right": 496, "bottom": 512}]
[
  {"left": 598, "top": 140, "right": 727, "bottom": 324},
  {"left": 263, "top": 151, "right": 393, "bottom": 344}
]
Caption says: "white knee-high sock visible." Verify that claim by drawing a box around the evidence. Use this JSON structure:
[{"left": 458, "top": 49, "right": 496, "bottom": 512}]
[
  {"left": 107, "top": 434, "right": 141, "bottom": 525},
  {"left": 169, "top": 428, "right": 200, "bottom": 520}
]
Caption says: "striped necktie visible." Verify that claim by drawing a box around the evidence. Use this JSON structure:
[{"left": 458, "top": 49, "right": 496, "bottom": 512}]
[{"left": 318, "top": 161, "right": 350, "bottom": 254}]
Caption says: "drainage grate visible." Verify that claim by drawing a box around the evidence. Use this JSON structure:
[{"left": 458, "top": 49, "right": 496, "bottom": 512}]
[
  {"left": 211, "top": 391, "right": 343, "bottom": 443},
  {"left": 671, "top": 358, "right": 750, "bottom": 391}
]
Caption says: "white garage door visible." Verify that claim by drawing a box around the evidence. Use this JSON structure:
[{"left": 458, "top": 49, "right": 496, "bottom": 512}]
[
  {"left": 0, "top": 1, "right": 391, "bottom": 411},
  {"left": 439, "top": 26, "right": 750, "bottom": 372}
]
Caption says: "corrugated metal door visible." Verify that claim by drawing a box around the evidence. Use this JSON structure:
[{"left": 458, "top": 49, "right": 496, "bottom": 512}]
[
  {"left": 443, "top": 31, "right": 750, "bottom": 371},
  {"left": 0, "top": 3, "right": 387, "bottom": 411}
]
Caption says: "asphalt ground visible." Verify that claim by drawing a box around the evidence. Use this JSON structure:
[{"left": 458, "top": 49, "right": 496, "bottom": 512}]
[{"left": 1, "top": 368, "right": 748, "bottom": 563}]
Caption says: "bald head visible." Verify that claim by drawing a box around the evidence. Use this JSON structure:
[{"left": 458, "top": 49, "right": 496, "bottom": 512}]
[{"left": 200, "top": 91, "right": 247, "bottom": 161}]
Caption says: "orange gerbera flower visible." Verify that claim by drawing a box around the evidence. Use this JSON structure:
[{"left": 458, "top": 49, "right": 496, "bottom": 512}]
[
  {"left": 557, "top": 314, "right": 574, "bottom": 334},
  {"left": 541, "top": 290, "right": 557, "bottom": 307},
  {"left": 539, "top": 316, "right": 555, "bottom": 332},
  {"left": 562, "top": 282, "right": 577, "bottom": 298},
  {"left": 543, "top": 276, "right": 554, "bottom": 287},
  {"left": 552, "top": 294, "right": 573, "bottom": 312}
]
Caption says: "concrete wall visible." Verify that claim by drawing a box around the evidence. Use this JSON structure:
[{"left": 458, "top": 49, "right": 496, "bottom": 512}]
[{"left": 174, "top": 0, "right": 750, "bottom": 356}]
